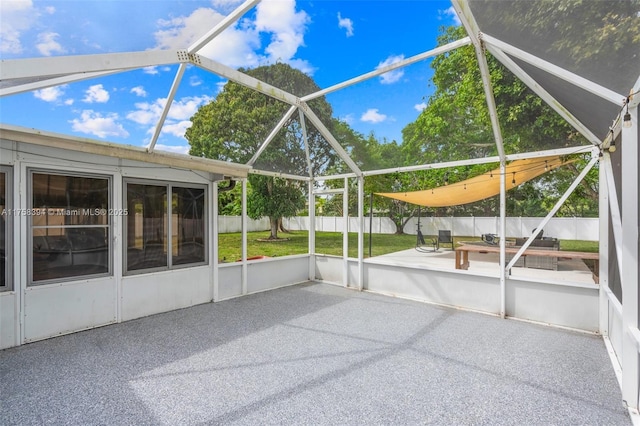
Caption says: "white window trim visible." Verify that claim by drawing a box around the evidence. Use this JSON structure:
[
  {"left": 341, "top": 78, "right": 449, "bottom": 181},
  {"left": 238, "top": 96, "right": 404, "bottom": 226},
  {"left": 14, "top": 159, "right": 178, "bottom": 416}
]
[
  {"left": 28, "top": 169, "right": 112, "bottom": 286},
  {"left": 123, "top": 178, "right": 208, "bottom": 276}
]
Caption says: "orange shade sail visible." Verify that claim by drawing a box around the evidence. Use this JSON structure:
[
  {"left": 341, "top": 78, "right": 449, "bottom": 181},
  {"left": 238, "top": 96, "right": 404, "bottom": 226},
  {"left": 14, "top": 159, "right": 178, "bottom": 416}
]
[{"left": 376, "top": 156, "right": 574, "bottom": 207}]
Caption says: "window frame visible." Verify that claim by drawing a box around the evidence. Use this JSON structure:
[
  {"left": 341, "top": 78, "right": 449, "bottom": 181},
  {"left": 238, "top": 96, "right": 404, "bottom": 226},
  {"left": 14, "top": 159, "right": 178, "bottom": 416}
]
[
  {"left": 0, "top": 166, "right": 13, "bottom": 291},
  {"left": 123, "top": 178, "right": 208, "bottom": 275},
  {"left": 28, "top": 169, "right": 113, "bottom": 286}
]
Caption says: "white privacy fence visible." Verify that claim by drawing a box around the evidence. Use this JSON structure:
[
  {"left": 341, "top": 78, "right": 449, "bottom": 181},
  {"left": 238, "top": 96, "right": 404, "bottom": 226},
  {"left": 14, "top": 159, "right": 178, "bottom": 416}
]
[{"left": 221, "top": 216, "right": 598, "bottom": 241}]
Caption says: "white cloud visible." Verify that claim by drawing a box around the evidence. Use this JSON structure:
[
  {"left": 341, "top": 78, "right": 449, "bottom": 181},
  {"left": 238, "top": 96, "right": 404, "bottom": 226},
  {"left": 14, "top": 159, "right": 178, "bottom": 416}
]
[
  {"left": 70, "top": 110, "right": 129, "bottom": 138},
  {"left": 130, "top": 86, "right": 147, "bottom": 97},
  {"left": 161, "top": 121, "right": 193, "bottom": 138},
  {"left": 83, "top": 84, "right": 110, "bottom": 103},
  {"left": 414, "top": 102, "right": 427, "bottom": 112},
  {"left": 189, "top": 76, "right": 202, "bottom": 87},
  {"left": 255, "top": 0, "right": 309, "bottom": 62},
  {"left": 128, "top": 95, "right": 211, "bottom": 125},
  {"left": 34, "top": 85, "right": 66, "bottom": 102},
  {"left": 337, "top": 12, "right": 354, "bottom": 37},
  {"left": 211, "top": 0, "right": 245, "bottom": 13},
  {"left": 36, "top": 31, "right": 64, "bottom": 56},
  {"left": 151, "top": 143, "right": 190, "bottom": 155},
  {"left": 341, "top": 113, "right": 355, "bottom": 125},
  {"left": 127, "top": 95, "right": 211, "bottom": 139},
  {"left": 143, "top": 66, "right": 159, "bottom": 75},
  {"left": 361, "top": 109, "right": 387, "bottom": 124},
  {"left": 440, "top": 6, "right": 462, "bottom": 26},
  {"left": 376, "top": 55, "right": 405, "bottom": 84},
  {"left": 0, "top": 0, "right": 37, "bottom": 54}
]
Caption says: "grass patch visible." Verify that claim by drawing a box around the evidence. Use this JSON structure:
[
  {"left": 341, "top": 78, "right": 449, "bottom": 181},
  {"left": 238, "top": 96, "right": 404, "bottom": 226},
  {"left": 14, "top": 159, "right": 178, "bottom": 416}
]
[
  {"left": 219, "top": 231, "right": 417, "bottom": 261},
  {"left": 219, "top": 231, "right": 599, "bottom": 262}
]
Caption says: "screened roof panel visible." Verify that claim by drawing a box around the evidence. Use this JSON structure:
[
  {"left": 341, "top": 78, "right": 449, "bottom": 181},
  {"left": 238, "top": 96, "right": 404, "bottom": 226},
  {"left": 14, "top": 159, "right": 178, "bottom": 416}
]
[
  {"left": 467, "top": 0, "right": 640, "bottom": 95},
  {"left": 511, "top": 56, "right": 620, "bottom": 141}
]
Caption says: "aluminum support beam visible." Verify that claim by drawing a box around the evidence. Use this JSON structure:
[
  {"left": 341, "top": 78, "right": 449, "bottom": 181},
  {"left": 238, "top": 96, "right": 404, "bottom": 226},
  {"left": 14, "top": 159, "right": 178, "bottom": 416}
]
[
  {"left": 247, "top": 105, "right": 297, "bottom": 166},
  {"left": 602, "top": 155, "right": 624, "bottom": 272},
  {"left": 506, "top": 153, "right": 599, "bottom": 271},
  {"left": 313, "top": 188, "right": 345, "bottom": 196},
  {"left": 343, "top": 178, "right": 349, "bottom": 287},
  {"left": 241, "top": 179, "right": 248, "bottom": 295},
  {"left": 308, "top": 180, "right": 316, "bottom": 281},
  {"left": 299, "top": 108, "right": 313, "bottom": 178},
  {"left": 599, "top": 153, "right": 610, "bottom": 336},
  {"left": 482, "top": 34, "right": 624, "bottom": 106},
  {"left": 499, "top": 160, "right": 506, "bottom": 318},
  {"left": 212, "top": 182, "right": 219, "bottom": 302},
  {"left": 620, "top": 104, "right": 639, "bottom": 412},
  {"left": 302, "top": 105, "right": 363, "bottom": 176},
  {"left": 0, "top": 50, "right": 180, "bottom": 80},
  {"left": 249, "top": 168, "right": 310, "bottom": 181},
  {"left": 301, "top": 37, "right": 471, "bottom": 102},
  {"left": 148, "top": 63, "right": 186, "bottom": 153},
  {"left": 0, "top": 71, "right": 121, "bottom": 97},
  {"left": 357, "top": 176, "right": 364, "bottom": 291},
  {"left": 193, "top": 54, "right": 300, "bottom": 106},
  {"left": 316, "top": 145, "right": 594, "bottom": 181}
]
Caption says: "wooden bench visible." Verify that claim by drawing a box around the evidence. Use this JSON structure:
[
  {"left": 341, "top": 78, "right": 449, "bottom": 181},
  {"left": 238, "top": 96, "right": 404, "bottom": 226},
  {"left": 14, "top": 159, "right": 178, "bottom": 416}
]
[{"left": 454, "top": 244, "right": 600, "bottom": 283}]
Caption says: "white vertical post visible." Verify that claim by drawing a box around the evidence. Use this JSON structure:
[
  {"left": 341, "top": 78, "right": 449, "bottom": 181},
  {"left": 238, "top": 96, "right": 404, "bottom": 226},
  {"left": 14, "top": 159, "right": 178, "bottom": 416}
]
[
  {"left": 621, "top": 104, "right": 639, "bottom": 412},
  {"left": 598, "top": 155, "right": 609, "bottom": 336},
  {"left": 308, "top": 180, "right": 316, "bottom": 281},
  {"left": 241, "top": 179, "right": 247, "bottom": 295},
  {"left": 343, "top": 177, "right": 349, "bottom": 287},
  {"left": 113, "top": 173, "right": 122, "bottom": 322},
  {"left": 499, "top": 161, "right": 507, "bottom": 318},
  {"left": 212, "top": 182, "right": 219, "bottom": 302},
  {"left": 357, "top": 176, "right": 364, "bottom": 291}
]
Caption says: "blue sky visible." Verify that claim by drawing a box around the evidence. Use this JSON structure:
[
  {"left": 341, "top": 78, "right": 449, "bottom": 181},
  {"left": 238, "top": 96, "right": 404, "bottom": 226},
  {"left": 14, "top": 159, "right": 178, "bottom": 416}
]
[{"left": 0, "top": 0, "right": 460, "bottom": 154}]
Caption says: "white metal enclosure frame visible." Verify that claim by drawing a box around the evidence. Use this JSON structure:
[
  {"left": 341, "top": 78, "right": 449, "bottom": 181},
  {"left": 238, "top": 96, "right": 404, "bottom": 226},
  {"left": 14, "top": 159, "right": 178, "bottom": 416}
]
[{"left": 0, "top": 0, "right": 638, "bottom": 415}]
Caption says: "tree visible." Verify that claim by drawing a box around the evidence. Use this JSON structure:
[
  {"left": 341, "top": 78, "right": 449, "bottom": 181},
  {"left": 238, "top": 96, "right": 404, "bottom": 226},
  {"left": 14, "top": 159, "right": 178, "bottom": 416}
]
[
  {"left": 186, "top": 63, "right": 336, "bottom": 239},
  {"left": 402, "top": 24, "right": 600, "bottom": 217}
]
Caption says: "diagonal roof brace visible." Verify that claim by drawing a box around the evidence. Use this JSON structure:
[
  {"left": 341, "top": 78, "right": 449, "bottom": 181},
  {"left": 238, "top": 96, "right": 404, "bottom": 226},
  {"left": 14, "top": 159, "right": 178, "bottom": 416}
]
[
  {"left": 482, "top": 34, "right": 624, "bottom": 106},
  {"left": 192, "top": 53, "right": 300, "bottom": 106},
  {"left": 301, "top": 102, "right": 362, "bottom": 177},
  {"left": 452, "top": 0, "right": 506, "bottom": 162}
]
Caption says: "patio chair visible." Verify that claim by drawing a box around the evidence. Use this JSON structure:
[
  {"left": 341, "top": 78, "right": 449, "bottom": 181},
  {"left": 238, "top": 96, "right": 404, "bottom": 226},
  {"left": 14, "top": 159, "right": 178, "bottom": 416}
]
[
  {"left": 416, "top": 229, "right": 438, "bottom": 252},
  {"left": 438, "top": 230, "right": 453, "bottom": 250}
]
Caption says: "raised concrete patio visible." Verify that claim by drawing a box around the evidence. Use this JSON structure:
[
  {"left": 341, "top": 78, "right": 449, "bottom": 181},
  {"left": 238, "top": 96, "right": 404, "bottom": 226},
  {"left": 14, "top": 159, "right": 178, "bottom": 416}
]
[
  {"left": 0, "top": 282, "right": 629, "bottom": 425},
  {"left": 372, "top": 247, "right": 597, "bottom": 284}
]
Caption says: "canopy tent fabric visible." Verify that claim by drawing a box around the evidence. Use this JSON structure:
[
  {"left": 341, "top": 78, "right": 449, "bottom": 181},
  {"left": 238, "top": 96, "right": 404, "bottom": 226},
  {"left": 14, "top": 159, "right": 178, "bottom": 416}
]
[{"left": 376, "top": 156, "right": 575, "bottom": 207}]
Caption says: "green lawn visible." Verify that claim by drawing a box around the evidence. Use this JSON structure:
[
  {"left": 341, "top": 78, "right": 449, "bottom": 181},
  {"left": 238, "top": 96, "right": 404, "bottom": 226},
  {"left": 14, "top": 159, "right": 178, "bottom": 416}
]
[{"left": 218, "top": 231, "right": 598, "bottom": 261}]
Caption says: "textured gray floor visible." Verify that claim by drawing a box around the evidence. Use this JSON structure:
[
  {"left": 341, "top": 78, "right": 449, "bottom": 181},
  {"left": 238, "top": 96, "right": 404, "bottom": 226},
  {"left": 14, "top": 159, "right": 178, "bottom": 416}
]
[{"left": 1, "top": 282, "right": 630, "bottom": 425}]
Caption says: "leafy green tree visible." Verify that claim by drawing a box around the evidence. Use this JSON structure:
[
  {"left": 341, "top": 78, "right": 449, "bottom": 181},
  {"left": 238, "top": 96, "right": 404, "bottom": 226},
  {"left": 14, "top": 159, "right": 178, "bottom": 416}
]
[
  {"left": 186, "top": 63, "right": 335, "bottom": 239},
  {"left": 402, "top": 24, "right": 599, "bottom": 217}
]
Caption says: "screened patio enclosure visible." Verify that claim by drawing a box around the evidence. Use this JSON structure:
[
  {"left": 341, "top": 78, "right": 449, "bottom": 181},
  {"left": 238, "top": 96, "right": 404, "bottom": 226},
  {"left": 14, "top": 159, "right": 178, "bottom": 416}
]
[{"left": 0, "top": 0, "right": 639, "bottom": 419}]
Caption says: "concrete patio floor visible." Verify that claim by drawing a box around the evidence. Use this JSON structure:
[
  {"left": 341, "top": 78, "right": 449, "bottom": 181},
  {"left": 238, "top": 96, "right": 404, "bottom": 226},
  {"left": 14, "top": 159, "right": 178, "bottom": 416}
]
[
  {"left": 0, "top": 282, "right": 629, "bottom": 425},
  {"left": 372, "top": 247, "right": 597, "bottom": 284}
]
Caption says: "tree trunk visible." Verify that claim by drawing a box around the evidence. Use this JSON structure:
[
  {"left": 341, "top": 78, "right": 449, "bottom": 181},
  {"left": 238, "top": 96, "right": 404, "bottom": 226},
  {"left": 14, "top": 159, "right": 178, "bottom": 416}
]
[
  {"left": 277, "top": 217, "right": 290, "bottom": 233},
  {"left": 269, "top": 217, "right": 279, "bottom": 239}
]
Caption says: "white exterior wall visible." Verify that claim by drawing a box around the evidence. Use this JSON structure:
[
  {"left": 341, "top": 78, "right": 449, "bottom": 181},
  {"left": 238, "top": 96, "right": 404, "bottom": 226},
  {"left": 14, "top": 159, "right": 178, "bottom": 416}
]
[
  {"left": 317, "top": 258, "right": 600, "bottom": 332},
  {"left": 0, "top": 138, "right": 314, "bottom": 348},
  {"left": 0, "top": 138, "right": 223, "bottom": 346}
]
